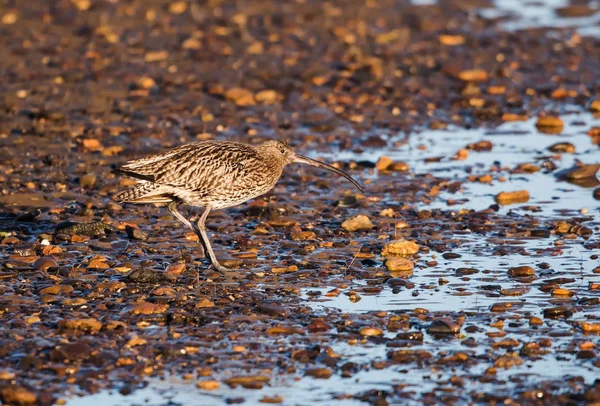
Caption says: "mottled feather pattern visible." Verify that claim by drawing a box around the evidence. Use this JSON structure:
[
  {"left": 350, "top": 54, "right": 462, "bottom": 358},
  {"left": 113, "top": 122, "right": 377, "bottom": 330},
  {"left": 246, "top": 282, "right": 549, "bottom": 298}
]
[
  {"left": 113, "top": 182, "right": 167, "bottom": 203},
  {"left": 113, "top": 138, "right": 362, "bottom": 272},
  {"left": 114, "top": 140, "right": 285, "bottom": 209}
]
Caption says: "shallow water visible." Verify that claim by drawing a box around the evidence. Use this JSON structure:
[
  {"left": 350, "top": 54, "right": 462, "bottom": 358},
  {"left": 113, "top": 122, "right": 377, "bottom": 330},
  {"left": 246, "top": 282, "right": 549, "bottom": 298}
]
[
  {"left": 309, "top": 108, "right": 600, "bottom": 217},
  {"left": 487, "top": 0, "right": 600, "bottom": 35}
]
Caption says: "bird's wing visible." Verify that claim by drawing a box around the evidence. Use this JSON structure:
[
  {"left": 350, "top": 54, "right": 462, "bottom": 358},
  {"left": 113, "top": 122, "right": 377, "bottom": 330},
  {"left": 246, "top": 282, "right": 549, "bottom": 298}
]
[{"left": 117, "top": 141, "right": 256, "bottom": 192}]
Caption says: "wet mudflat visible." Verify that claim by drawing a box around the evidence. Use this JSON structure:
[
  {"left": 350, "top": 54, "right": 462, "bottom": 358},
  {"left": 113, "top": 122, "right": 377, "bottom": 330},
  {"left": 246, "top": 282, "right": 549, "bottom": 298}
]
[{"left": 1, "top": 0, "right": 600, "bottom": 405}]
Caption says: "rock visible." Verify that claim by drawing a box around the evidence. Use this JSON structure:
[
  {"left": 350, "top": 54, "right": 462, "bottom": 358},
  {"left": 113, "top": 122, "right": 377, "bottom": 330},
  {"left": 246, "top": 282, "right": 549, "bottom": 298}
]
[
  {"left": 580, "top": 322, "right": 600, "bottom": 332},
  {"left": 543, "top": 306, "right": 573, "bottom": 319},
  {"left": 456, "top": 267, "right": 479, "bottom": 276},
  {"left": 500, "top": 287, "right": 529, "bottom": 296},
  {"left": 32, "top": 256, "right": 58, "bottom": 271},
  {"left": 495, "top": 190, "right": 530, "bottom": 205},
  {"left": 291, "top": 231, "right": 316, "bottom": 241},
  {"left": 552, "top": 288, "right": 574, "bottom": 297},
  {"left": 502, "top": 113, "right": 528, "bottom": 122},
  {"left": 63, "top": 298, "right": 87, "bottom": 306},
  {"left": 494, "top": 354, "right": 523, "bottom": 369},
  {"left": 427, "top": 318, "right": 460, "bottom": 334},
  {"left": 387, "top": 278, "right": 410, "bottom": 288},
  {"left": 225, "top": 87, "right": 255, "bottom": 106},
  {"left": 382, "top": 239, "right": 419, "bottom": 256},
  {"left": 79, "top": 173, "right": 97, "bottom": 188},
  {"left": 341, "top": 215, "right": 374, "bottom": 232},
  {"left": 466, "top": 140, "right": 492, "bottom": 151},
  {"left": 125, "top": 225, "right": 148, "bottom": 241},
  {"left": 255, "top": 90, "right": 278, "bottom": 104},
  {"left": 127, "top": 268, "right": 164, "bottom": 283},
  {"left": 385, "top": 257, "right": 414, "bottom": 273},
  {"left": 58, "top": 318, "right": 102, "bottom": 333},
  {"left": 389, "top": 161, "right": 409, "bottom": 171},
  {"left": 197, "top": 380, "right": 220, "bottom": 390},
  {"left": 145, "top": 50, "right": 168, "bottom": 62},
  {"left": 304, "top": 368, "right": 333, "bottom": 379},
  {"left": 1, "top": 386, "right": 37, "bottom": 404},
  {"left": 40, "top": 284, "right": 74, "bottom": 295},
  {"left": 257, "top": 303, "right": 288, "bottom": 317},
  {"left": 536, "top": 116, "right": 563, "bottom": 133},
  {"left": 307, "top": 319, "right": 330, "bottom": 333},
  {"left": 376, "top": 156, "right": 393, "bottom": 171},
  {"left": 548, "top": 142, "right": 575, "bottom": 153},
  {"left": 438, "top": 34, "right": 464, "bottom": 46},
  {"left": 260, "top": 395, "right": 284, "bottom": 404},
  {"left": 54, "top": 222, "right": 115, "bottom": 237},
  {"left": 182, "top": 37, "right": 201, "bottom": 49},
  {"left": 555, "top": 5, "right": 596, "bottom": 17},
  {"left": 127, "top": 301, "right": 169, "bottom": 314},
  {"left": 359, "top": 327, "right": 383, "bottom": 337},
  {"left": 224, "top": 375, "right": 270, "bottom": 388},
  {"left": 457, "top": 69, "right": 488, "bottom": 82},
  {"left": 563, "top": 164, "right": 600, "bottom": 180},
  {"left": 169, "top": 1, "right": 187, "bottom": 14},
  {"left": 507, "top": 266, "right": 535, "bottom": 277}
]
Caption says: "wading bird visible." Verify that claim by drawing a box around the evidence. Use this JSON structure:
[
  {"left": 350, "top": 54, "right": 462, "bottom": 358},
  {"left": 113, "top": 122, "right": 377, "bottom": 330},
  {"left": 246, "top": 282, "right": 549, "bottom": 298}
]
[{"left": 113, "top": 139, "right": 363, "bottom": 272}]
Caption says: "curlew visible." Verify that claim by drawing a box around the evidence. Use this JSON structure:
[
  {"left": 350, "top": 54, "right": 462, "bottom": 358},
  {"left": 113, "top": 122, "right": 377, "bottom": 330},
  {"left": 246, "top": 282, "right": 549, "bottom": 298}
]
[{"left": 113, "top": 139, "right": 363, "bottom": 272}]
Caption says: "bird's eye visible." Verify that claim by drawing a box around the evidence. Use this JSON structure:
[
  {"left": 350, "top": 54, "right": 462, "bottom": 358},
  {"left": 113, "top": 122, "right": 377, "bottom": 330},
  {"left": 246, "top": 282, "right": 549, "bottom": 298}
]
[{"left": 280, "top": 148, "right": 286, "bottom": 154}]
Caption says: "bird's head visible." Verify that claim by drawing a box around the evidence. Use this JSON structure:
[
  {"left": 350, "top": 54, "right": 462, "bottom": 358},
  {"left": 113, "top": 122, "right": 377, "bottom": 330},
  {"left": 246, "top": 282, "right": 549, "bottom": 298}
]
[{"left": 258, "top": 139, "right": 363, "bottom": 192}]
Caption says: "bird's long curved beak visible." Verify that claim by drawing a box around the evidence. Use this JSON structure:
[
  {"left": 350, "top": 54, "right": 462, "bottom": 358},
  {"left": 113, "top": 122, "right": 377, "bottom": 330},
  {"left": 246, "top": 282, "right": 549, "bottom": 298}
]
[{"left": 293, "top": 154, "right": 364, "bottom": 193}]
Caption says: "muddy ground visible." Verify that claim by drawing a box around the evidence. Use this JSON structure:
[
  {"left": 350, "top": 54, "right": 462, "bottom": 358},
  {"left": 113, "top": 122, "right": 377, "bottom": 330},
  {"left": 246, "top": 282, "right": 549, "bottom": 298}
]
[{"left": 0, "top": 0, "right": 599, "bottom": 405}]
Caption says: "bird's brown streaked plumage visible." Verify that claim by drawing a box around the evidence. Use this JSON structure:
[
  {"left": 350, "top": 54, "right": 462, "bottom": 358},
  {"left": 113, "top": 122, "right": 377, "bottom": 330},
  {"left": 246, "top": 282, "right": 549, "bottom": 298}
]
[{"left": 113, "top": 139, "right": 363, "bottom": 272}]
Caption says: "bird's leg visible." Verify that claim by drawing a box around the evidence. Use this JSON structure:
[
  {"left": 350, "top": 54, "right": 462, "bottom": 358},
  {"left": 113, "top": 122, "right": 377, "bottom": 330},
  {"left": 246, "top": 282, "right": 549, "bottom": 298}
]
[
  {"left": 196, "top": 206, "right": 231, "bottom": 273},
  {"left": 167, "top": 201, "right": 206, "bottom": 258}
]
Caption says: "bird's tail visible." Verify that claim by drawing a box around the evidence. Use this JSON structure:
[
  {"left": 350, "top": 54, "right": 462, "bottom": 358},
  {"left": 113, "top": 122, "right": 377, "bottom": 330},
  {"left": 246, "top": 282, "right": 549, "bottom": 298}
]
[{"left": 113, "top": 182, "right": 170, "bottom": 204}]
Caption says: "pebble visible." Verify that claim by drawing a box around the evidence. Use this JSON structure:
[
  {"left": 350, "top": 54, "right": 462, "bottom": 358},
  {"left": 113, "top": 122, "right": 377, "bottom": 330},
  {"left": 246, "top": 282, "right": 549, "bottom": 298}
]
[
  {"left": 563, "top": 164, "right": 600, "bottom": 180},
  {"left": 548, "top": 142, "right": 575, "bottom": 153},
  {"left": 224, "top": 375, "right": 270, "bottom": 388},
  {"left": 127, "top": 302, "right": 169, "bottom": 315},
  {"left": 543, "top": 307, "right": 573, "bottom": 319},
  {"left": 225, "top": 87, "right": 256, "bottom": 106},
  {"left": 32, "top": 256, "right": 58, "bottom": 271},
  {"left": 341, "top": 215, "right": 374, "bottom": 232},
  {"left": 389, "top": 161, "right": 409, "bottom": 171},
  {"left": 385, "top": 257, "right": 414, "bottom": 272},
  {"left": 495, "top": 190, "right": 530, "bottom": 205},
  {"left": 125, "top": 225, "right": 148, "bottom": 241},
  {"left": 580, "top": 322, "right": 600, "bottom": 333},
  {"left": 427, "top": 318, "right": 460, "bottom": 334},
  {"left": 307, "top": 319, "right": 330, "bottom": 333},
  {"left": 507, "top": 266, "right": 535, "bottom": 277},
  {"left": 1, "top": 387, "right": 37, "bottom": 404},
  {"left": 58, "top": 318, "right": 102, "bottom": 333},
  {"left": 359, "top": 327, "right": 383, "bottom": 337},
  {"left": 257, "top": 303, "right": 289, "bottom": 317},
  {"left": 376, "top": 156, "right": 393, "bottom": 171},
  {"left": 457, "top": 69, "right": 488, "bottom": 81},
  {"left": 127, "top": 268, "right": 164, "bottom": 283},
  {"left": 382, "top": 239, "right": 419, "bottom": 256},
  {"left": 197, "top": 380, "right": 220, "bottom": 390},
  {"left": 466, "top": 140, "right": 493, "bottom": 151},
  {"left": 54, "top": 222, "right": 115, "bottom": 237},
  {"left": 260, "top": 395, "right": 284, "bottom": 404},
  {"left": 79, "top": 173, "right": 97, "bottom": 188},
  {"left": 536, "top": 116, "right": 564, "bottom": 133},
  {"left": 40, "top": 284, "right": 74, "bottom": 295},
  {"left": 304, "top": 368, "right": 333, "bottom": 379}
]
